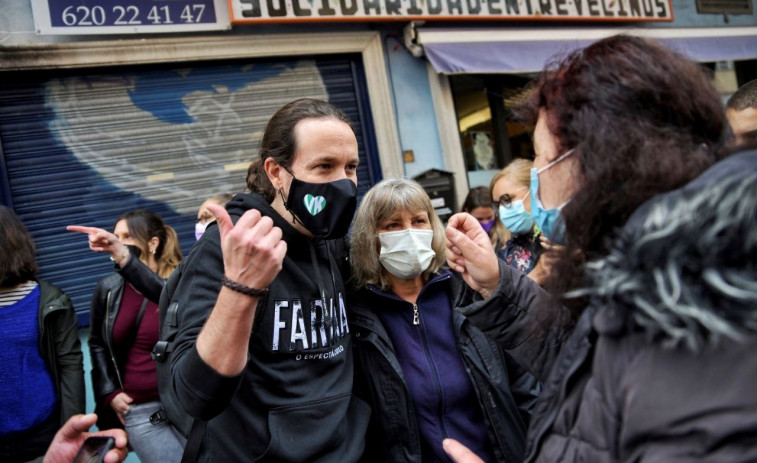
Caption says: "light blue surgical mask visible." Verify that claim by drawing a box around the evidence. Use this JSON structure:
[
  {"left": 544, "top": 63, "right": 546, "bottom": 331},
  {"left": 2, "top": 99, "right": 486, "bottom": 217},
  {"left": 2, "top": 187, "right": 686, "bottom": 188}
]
[
  {"left": 530, "top": 148, "right": 575, "bottom": 244},
  {"left": 498, "top": 190, "right": 534, "bottom": 236}
]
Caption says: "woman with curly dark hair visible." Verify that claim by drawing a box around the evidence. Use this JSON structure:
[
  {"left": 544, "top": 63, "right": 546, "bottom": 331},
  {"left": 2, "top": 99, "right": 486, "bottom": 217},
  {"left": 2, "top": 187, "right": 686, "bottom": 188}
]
[{"left": 443, "top": 35, "right": 757, "bottom": 462}]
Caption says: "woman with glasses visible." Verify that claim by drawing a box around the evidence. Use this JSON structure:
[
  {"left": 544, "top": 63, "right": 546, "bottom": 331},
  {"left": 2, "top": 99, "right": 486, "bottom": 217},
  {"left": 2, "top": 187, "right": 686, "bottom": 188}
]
[{"left": 489, "top": 159, "right": 561, "bottom": 285}]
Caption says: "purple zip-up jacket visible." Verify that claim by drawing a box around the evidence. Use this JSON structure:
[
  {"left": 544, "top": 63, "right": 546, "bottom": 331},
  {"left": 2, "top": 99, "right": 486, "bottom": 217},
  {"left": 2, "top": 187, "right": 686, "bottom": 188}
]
[{"left": 371, "top": 272, "right": 495, "bottom": 463}]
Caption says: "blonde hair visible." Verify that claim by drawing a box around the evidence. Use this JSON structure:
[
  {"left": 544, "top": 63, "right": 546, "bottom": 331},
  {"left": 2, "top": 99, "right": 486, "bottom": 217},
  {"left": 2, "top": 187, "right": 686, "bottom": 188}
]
[
  {"left": 489, "top": 158, "right": 533, "bottom": 245},
  {"left": 350, "top": 178, "right": 447, "bottom": 290},
  {"left": 206, "top": 193, "right": 234, "bottom": 207}
]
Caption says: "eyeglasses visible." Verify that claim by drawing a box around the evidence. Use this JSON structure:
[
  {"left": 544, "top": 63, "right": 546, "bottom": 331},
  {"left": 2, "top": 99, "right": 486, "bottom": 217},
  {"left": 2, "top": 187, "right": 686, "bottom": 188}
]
[{"left": 492, "top": 188, "right": 527, "bottom": 209}]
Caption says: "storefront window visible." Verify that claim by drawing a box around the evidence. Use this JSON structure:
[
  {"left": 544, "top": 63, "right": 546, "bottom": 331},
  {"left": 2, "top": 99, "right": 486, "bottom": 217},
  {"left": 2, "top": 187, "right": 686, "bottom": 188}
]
[
  {"left": 450, "top": 58, "right": 756, "bottom": 192},
  {"left": 450, "top": 74, "right": 535, "bottom": 189}
]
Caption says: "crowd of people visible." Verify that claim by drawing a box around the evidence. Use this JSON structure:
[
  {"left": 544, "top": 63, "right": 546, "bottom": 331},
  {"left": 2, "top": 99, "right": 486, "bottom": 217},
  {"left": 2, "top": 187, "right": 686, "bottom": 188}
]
[{"left": 1, "top": 34, "right": 756, "bottom": 463}]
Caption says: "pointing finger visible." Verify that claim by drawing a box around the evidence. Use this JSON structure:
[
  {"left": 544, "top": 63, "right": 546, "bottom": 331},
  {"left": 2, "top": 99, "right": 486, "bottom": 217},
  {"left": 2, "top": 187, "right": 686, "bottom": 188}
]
[{"left": 67, "top": 225, "right": 98, "bottom": 235}]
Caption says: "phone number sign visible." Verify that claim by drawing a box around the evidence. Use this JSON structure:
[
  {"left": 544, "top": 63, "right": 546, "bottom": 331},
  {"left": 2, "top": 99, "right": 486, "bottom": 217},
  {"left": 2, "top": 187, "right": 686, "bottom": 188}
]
[{"left": 32, "top": 0, "right": 231, "bottom": 34}]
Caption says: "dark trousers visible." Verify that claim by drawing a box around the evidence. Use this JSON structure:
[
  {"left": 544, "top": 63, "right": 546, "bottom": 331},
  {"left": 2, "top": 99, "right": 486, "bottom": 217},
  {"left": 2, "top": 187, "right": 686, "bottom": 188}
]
[{"left": 0, "top": 410, "right": 59, "bottom": 463}]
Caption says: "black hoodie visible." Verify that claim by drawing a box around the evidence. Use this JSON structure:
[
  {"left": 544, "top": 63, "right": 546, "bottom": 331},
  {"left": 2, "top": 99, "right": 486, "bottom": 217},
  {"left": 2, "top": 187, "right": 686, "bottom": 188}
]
[{"left": 168, "top": 193, "right": 369, "bottom": 463}]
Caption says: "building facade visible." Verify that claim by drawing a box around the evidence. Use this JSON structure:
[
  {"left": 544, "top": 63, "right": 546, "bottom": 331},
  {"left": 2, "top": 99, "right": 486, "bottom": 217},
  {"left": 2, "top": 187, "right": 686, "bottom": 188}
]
[{"left": 1, "top": 0, "right": 755, "bottom": 322}]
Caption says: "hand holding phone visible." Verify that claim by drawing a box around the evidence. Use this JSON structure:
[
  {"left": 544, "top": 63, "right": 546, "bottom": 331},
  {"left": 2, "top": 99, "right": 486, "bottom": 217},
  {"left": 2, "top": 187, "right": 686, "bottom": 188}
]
[
  {"left": 42, "top": 414, "right": 127, "bottom": 463},
  {"left": 71, "top": 436, "right": 115, "bottom": 463}
]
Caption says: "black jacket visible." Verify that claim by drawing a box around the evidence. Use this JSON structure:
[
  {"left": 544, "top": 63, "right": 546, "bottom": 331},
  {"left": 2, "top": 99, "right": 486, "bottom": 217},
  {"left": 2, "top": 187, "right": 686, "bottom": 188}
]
[
  {"left": 37, "top": 280, "right": 85, "bottom": 425},
  {"left": 464, "top": 150, "right": 757, "bottom": 462},
  {"left": 89, "top": 260, "right": 164, "bottom": 429},
  {"left": 350, "top": 273, "right": 538, "bottom": 463},
  {"left": 168, "top": 193, "right": 369, "bottom": 463}
]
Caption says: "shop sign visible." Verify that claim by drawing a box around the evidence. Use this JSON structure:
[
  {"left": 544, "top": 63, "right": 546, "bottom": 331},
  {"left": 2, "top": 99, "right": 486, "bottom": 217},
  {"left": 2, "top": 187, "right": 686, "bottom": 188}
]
[
  {"left": 230, "top": 0, "right": 673, "bottom": 22},
  {"left": 31, "top": 0, "right": 230, "bottom": 34}
]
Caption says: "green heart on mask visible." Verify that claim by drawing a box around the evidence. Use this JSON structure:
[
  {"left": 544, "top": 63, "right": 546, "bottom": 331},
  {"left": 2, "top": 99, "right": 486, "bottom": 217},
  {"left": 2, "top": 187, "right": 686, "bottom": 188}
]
[{"left": 304, "top": 194, "right": 326, "bottom": 216}]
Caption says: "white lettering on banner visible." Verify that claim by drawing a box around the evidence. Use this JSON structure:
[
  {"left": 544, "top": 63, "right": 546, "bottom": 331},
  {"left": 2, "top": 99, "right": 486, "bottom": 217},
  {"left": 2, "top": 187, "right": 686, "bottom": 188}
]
[
  {"left": 295, "top": 345, "right": 345, "bottom": 361},
  {"left": 230, "top": 0, "right": 672, "bottom": 22},
  {"left": 272, "top": 293, "right": 349, "bottom": 353}
]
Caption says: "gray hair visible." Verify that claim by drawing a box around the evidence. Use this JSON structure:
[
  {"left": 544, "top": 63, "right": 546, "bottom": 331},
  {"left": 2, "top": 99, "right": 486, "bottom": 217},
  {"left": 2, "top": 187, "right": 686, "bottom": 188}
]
[
  {"left": 573, "top": 171, "right": 757, "bottom": 351},
  {"left": 350, "top": 178, "right": 447, "bottom": 290}
]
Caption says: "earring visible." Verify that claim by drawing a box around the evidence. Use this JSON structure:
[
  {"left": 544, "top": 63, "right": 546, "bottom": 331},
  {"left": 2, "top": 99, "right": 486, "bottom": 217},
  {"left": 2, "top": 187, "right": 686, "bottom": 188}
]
[{"left": 151, "top": 249, "right": 156, "bottom": 255}]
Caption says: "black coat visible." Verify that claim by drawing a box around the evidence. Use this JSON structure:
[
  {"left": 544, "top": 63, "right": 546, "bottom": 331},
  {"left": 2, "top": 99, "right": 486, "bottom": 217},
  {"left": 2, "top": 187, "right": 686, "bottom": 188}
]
[
  {"left": 464, "top": 150, "right": 757, "bottom": 462},
  {"left": 37, "top": 280, "right": 85, "bottom": 425},
  {"left": 88, "top": 258, "right": 164, "bottom": 430},
  {"left": 350, "top": 275, "right": 539, "bottom": 463}
]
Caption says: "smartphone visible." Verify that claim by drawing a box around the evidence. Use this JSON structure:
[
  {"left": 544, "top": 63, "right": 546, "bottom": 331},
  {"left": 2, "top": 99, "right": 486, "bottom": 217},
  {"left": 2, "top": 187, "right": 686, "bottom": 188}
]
[{"left": 71, "top": 436, "right": 115, "bottom": 463}]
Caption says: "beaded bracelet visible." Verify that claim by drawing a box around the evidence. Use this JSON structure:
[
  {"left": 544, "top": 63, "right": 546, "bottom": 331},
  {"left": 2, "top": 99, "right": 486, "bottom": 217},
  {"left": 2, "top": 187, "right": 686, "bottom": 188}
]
[{"left": 221, "top": 275, "right": 268, "bottom": 298}]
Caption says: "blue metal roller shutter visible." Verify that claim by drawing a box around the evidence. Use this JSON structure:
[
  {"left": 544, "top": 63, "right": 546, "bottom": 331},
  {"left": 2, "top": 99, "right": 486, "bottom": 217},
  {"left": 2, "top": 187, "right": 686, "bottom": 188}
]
[{"left": 0, "top": 55, "right": 381, "bottom": 325}]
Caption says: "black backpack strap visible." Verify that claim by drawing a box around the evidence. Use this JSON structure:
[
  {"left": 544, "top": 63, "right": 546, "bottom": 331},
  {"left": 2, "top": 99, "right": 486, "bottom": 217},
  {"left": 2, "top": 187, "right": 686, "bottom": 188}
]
[{"left": 180, "top": 419, "right": 207, "bottom": 463}]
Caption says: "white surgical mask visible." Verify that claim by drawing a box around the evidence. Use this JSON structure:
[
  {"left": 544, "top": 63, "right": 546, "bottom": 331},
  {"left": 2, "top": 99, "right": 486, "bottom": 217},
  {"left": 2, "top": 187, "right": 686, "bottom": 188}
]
[{"left": 378, "top": 229, "right": 435, "bottom": 279}]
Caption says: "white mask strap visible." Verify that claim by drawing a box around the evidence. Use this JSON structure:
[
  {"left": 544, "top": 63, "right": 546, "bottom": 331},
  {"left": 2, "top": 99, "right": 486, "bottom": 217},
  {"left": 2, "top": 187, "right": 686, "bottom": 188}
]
[{"left": 537, "top": 148, "right": 575, "bottom": 174}]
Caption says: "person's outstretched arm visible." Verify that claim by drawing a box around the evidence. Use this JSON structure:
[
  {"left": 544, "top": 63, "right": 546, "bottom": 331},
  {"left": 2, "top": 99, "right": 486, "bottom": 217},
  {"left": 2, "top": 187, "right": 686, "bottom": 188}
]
[{"left": 66, "top": 225, "right": 164, "bottom": 302}]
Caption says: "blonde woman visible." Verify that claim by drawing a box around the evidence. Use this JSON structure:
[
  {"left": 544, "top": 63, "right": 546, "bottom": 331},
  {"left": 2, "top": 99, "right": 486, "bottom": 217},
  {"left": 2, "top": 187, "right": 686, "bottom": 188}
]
[{"left": 489, "top": 159, "right": 541, "bottom": 270}]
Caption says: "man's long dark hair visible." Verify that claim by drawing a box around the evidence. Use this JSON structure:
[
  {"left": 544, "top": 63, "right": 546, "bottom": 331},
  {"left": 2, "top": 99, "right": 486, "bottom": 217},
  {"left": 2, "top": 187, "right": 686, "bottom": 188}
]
[
  {"left": 515, "top": 35, "right": 728, "bottom": 305},
  {"left": 246, "top": 98, "right": 354, "bottom": 202}
]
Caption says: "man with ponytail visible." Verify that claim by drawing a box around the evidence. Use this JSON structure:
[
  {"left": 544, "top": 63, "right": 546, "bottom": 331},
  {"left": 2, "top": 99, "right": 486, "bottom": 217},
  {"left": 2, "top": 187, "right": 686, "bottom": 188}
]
[{"left": 161, "top": 98, "right": 368, "bottom": 462}]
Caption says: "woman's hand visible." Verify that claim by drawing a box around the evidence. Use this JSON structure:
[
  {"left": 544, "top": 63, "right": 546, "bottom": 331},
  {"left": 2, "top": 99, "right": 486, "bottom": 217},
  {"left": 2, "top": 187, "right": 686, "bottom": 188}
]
[
  {"left": 43, "top": 413, "right": 129, "bottom": 463},
  {"left": 442, "top": 439, "right": 485, "bottom": 463},
  {"left": 207, "top": 203, "right": 287, "bottom": 293},
  {"left": 445, "top": 213, "right": 500, "bottom": 298},
  {"left": 109, "top": 392, "right": 133, "bottom": 425},
  {"left": 67, "top": 225, "right": 130, "bottom": 266},
  {"left": 528, "top": 235, "right": 569, "bottom": 286}
]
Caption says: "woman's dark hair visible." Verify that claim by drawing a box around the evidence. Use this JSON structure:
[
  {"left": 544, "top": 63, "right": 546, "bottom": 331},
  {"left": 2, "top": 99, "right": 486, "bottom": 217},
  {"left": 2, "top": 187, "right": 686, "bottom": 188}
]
[
  {"left": 0, "top": 206, "right": 38, "bottom": 288},
  {"left": 515, "top": 35, "right": 727, "bottom": 299},
  {"left": 115, "top": 209, "right": 182, "bottom": 278},
  {"left": 246, "top": 98, "right": 354, "bottom": 202},
  {"left": 462, "top": 186, "right": 508, "bottom": 250},
  {"left": 461, "top": 186, "right": 492, "bottom": 213}
]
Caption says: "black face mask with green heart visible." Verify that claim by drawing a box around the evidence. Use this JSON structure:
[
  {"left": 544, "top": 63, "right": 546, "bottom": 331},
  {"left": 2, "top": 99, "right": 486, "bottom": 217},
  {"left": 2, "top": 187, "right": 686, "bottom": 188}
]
[{"left": 282, "top": 173, "right": 357, "bottom": 239}]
